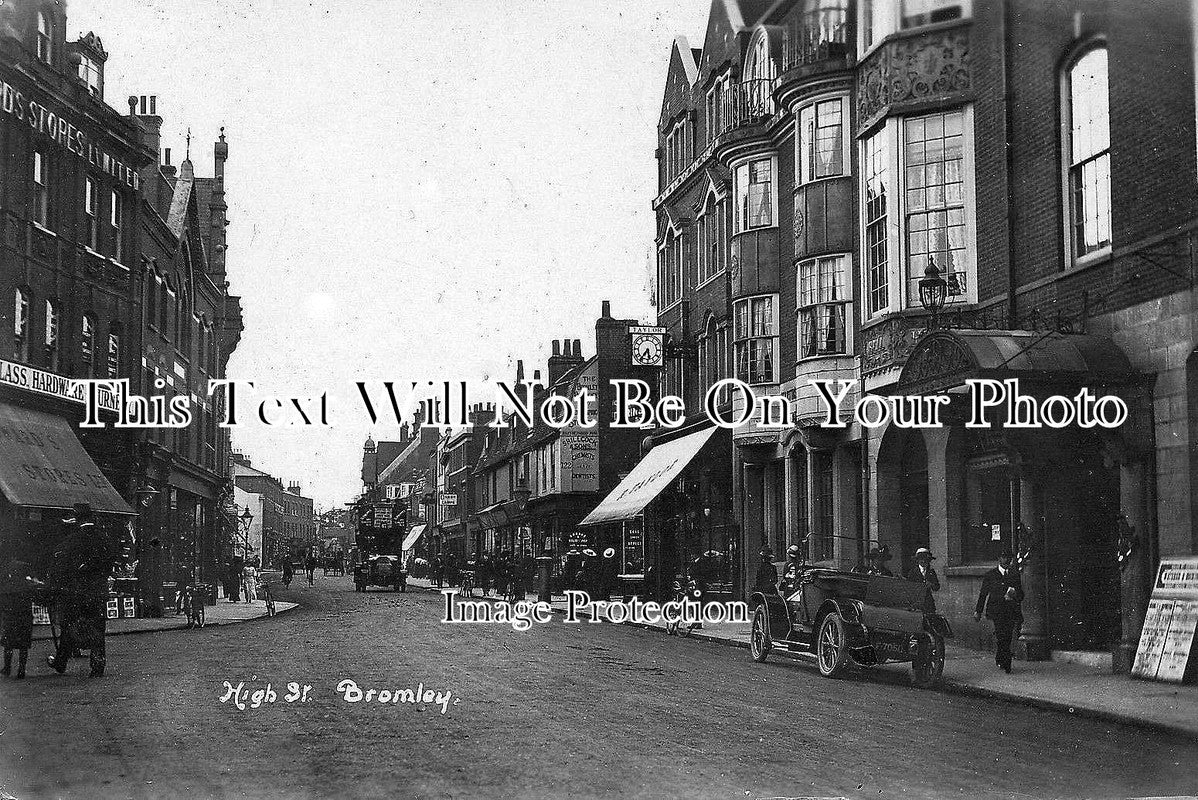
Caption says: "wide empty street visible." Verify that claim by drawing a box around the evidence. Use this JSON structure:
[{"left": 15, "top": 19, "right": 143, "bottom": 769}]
[{"left": 2, "top": 580, "right": 1196, "bottom": 800}]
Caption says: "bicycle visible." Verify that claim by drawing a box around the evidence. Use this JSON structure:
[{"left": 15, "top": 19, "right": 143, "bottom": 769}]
[{"left": 259, "top": 579, "right": 276, "bottom": 617}]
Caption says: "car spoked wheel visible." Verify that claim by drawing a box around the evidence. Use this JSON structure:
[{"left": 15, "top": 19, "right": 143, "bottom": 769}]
[
  {"left": 816, "top": 613, "right": 849, "bottom": 677},
  {"left": 750, "top": 606, "right": 771, "bottom": 663},
  {"left": 912, "top": 633, "right": 945, "bottom": 688}
]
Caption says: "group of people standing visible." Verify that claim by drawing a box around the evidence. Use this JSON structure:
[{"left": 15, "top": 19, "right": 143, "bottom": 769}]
[
  {"left": 1, "top": 504, "right": 124, "bottom": 679},
  {"left": 430, "top": 551, "right": 537, "bottom": 600},
  {"left": 564, "top": 547, "right": 621, "bottom": 601}
]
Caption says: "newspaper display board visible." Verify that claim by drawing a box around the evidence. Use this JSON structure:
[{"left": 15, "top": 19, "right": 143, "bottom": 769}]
[{"left": 1131, "top": 556, "right": 1198, "bottom": 682}]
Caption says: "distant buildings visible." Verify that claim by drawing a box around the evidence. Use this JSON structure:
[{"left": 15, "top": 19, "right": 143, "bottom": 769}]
[{"left": 232, "top": 453, "right": 314, "bottom": 568}]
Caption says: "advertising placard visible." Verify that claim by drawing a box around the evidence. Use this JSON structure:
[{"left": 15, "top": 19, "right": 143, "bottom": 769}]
[
  {"left": 621, "top": 518, "right": 644, "bottom": 577},
  {"left": 1132, "top": 556, "right": 1198, "bottom": 682}
]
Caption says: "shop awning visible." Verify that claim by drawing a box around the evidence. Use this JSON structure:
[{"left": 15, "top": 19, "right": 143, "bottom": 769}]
[
  {"left": 580, "top": 426, "right": 716, "bottom": 526},
  {"left": 401, "top": 524, "right": 426, "bottom": 551},
  {"left": 0, "top": 403, "right": 134, "bottom": 514}
]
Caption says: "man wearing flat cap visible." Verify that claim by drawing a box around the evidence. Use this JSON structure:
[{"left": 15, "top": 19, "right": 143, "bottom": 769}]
[{"left": 906, "top": 547, "right": 940, "bottom": 591}]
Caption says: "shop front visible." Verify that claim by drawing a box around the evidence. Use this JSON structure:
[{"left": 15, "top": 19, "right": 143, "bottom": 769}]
[
  {"left": 581, "top": 424, "right": 734, "bottom": 600},
  {"left": 872, "top": 329, "right": 1151, "bottom": 670}
]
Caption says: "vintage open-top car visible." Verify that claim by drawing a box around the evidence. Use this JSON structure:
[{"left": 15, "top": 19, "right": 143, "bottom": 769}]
[
  {"left": 353, "top": 554, "right": 407, "bottom": 592},
  {"left": 749, "top": 564, "right": 952, "bottom": 688}
]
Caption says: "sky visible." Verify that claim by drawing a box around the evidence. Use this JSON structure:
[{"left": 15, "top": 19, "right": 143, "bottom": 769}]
[{"left": 68, "top": 0, "right": 709, "bottom": 509}]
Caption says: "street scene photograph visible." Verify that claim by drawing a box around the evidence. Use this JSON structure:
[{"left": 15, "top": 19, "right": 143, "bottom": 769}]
[{"left": 2, "top": 0, "right": 1198, "bottom": 798}]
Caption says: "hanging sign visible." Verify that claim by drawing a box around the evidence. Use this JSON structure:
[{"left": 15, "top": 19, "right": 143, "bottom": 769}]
[{"left": 1132, "top": 556, "right": 1198, "bottom": 683}]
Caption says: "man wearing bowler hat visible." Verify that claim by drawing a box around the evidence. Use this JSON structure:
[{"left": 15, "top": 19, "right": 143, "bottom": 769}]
[
  {"left": 975, "top": 549, "right": 1025, "bottom": 673},
  {"left": 906, "top": 547, "right": 940, "bottom": 591},
  {"left": 46, "top": 504, "right": 114, "bottom": 677}
]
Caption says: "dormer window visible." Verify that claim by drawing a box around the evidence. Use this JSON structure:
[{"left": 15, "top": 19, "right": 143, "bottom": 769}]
[
  {"left": 78, "top": 55, "right": 102, "bottom": 97},
  {"left": 36, "top": 11, "right": 53, "bottom": 64}
]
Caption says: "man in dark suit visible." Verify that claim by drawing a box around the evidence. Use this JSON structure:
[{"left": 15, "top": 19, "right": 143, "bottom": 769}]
[
  {"left": 46, "top": 505, "right": 115, "bottom": 677},
  {"left": 975, "top": 550, "right": 1025, "bottom": 673}
]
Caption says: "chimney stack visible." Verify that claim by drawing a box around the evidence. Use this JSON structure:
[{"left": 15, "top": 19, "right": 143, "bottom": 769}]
[{"left": 601, "top": 300, "right": 611, "bottom": 319}]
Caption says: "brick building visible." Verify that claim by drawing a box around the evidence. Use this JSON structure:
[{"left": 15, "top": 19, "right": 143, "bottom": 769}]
[
  {"left": 653, "top": 0, "right": 1198, "bottom": 671},
  {"left": 0, "top": 5, "right": 146, "bottom": 565}
]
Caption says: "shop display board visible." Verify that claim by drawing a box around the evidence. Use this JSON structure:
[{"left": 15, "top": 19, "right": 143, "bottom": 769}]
[{"left": 1132, "top": 556, "right": 1198, "bottom": 682}]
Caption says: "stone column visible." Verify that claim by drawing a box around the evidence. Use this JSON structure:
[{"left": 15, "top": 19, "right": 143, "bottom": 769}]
[{"left": 1016, "top": 466, "right": 1050, "bottom": 661}]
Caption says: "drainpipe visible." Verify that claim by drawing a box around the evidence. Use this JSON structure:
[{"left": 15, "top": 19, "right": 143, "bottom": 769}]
[{"left": 1001, "top": 0, "right": 1019, "bottom": 329}]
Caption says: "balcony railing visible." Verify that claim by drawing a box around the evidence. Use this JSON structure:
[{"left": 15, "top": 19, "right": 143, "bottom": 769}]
[
  {"left": 783, "top": 6, "right": 850, "bottom": 72},
  {"left": 716, "top": 78, "right": 776, "bottom": 137}
]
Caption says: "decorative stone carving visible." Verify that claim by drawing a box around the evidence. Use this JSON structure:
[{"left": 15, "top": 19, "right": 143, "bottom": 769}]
[
  {"left": 857, "top": 26, "right": 971, "bottom": 126},
  {"left": 899, "top": 334, "right": 977, "bottom": 389},
  {"left": 860, "top": 316, "right": 923, "bottom": 374}
]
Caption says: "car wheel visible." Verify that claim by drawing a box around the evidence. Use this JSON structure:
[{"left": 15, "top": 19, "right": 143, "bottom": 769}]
[
  {"left": 912, "top": 633, "right": 946, "bottom": 688},
  {"left": 816, "top": 613, "right": 849, "bottom": 678},
  {"left": 750, "top": 605, "right": 771, "bottom": 663}
]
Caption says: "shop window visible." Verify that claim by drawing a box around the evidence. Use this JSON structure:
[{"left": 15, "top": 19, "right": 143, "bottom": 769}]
[
  {"left": 962, "top": 458, "right": 1011, "bottom": 565},
  {"left": 797, "top": 97, "right": 847, "bottom": 183},
  {"left": 32, "top": 151, "right": 49, "bottom": 227},
  {"left": 36, "top": 11, "right": 53, "bottom": 64},
  {"left": 44, "top": 299, "right": 59, "bottom": 371},
  {"left": 13, "top": 288, "right": 30, "bottom": 361},
  {"left": 734, "top": 157, "right": 776, "bottom": 232},
  {"left": 798, "top": 255, "right": 850, "bottom": 358},
  {"left": 84, "top": 178, "right": 99, "bottom": 250},
  {"left": 80, "top": 314, "right": 95, "bottom": 376},
  {"left": 734, "top": 295, "right": 778, "bottom": 385},
  {"left": 110, "top": 190, "right": 124, "bottom": 262},
  {"left": 1064, "top": 46, "right": 1111, "bottom": 262}
]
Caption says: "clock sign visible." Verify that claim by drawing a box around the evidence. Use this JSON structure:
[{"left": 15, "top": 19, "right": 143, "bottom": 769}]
[{"left": 628, "top": 325, "right": 666, "bottom": 367}]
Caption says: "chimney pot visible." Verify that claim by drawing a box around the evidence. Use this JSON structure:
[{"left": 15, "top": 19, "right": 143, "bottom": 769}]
[
  {"left": 601, "top": 300, "right": 611, "bottom": 318},
  {"left": 552, "top": 340, "right": 560, "bottom": 356},
  {"left": 573, "top": 339, "right": 582, "bottom": 357}
]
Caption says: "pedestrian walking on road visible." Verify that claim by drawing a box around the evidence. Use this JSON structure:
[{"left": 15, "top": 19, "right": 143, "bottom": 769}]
[
  {"left": 228, "top": 555, "right": 244, "bottom": 602},
  {"left": 306, "top": 555, "right": 317, "bottom": 586},
  {"left": 906, "top": 548, "right": 941, "bottom": 591},
  {"left": 282, "top": 560, "right": 294, "bottom": 588},
  {"left": 1, "top": 560, "right": 39, "bottom": 680},
  {"left": 46, "top": 505, "right": 115, "bottom": 678},
  {"left": 975, "top": 549, "right": 1025, "bottom": 673}
]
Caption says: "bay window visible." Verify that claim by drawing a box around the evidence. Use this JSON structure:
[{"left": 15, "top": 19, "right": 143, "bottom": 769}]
[
  {"left": 798, "top": 255, "right": 850, "bottom": 358},
  {"left": 1064, "top": 46, "right": 1111, "bottom": 261},
  {"left": 734, "top": 157, "right": 776, "bottom": 232},
  {"left": 734, "top": 295, "right": 778, "bottom": 385},
  {"left": 797, "top": 97, "right": 848, "bottom": 183},
  {"left": 859, "top": 107, "right": 975, "bottom": 319}
]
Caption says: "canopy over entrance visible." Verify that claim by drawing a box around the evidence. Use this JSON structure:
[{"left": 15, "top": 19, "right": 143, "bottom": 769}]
[
  {"left": 580, "top": 426, "right": 716, "bottom": 526},
  {"left": 891, "top": 329, "right": 1135, "bottom": 396},
  {"left": 0, "top": 403, "right": 134, "bottom": 514}
]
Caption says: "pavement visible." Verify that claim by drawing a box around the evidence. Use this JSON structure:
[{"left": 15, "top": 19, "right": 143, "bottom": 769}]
[
  {"left": 30, "top": 597, "right": 298, "bottom": 640},
  {"left": 2, "top": 575, "right": 1196, "bottom": 800},
  {"left": 406, "top": 576, "right": 1198, "bottom": 740}
]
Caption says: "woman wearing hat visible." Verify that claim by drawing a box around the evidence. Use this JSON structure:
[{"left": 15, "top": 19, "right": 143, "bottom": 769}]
[{"left": 905, "top": 547, "right": 940, "bottom": 591}]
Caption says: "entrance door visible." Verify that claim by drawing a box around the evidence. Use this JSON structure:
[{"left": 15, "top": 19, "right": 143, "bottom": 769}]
[
  {"left": 899, "top": 435, "right": 929, "bottom": 577},
  {"left": 1044, "top": 436, "right": 1121, "bottom": 652}
]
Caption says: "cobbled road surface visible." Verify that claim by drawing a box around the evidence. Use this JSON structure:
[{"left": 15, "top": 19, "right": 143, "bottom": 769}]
[{"left": 2, "top": 578, "right": 1196, "bottom": 800}]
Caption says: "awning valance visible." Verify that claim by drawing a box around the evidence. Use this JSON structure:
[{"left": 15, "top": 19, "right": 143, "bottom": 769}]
[
  {"left": 580, "top": 426, "right": 716, "bottom": 526},
  {"left": 892, "top": 329, "right": 1135, "bottom": 396},
  {"left": 0, "top": 403, "right": 134, "bottom": 515},
  {"left": 401, "top": 524, "right": 426, "bottom": 551}
]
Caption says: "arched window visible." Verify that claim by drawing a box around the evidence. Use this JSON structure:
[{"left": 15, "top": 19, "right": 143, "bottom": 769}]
[
  {"left": 1063, "top": 45, "right": 1111, "bottom": 261},
  {"left": 81, "top": 314, "right": 95, "bottom": 376},
  {"left": 36, "top": 11, "right": 53, "bottom": 64},
  {"left": 13, "top": 288, "right": 30, "bottom": 361},
  {"left": 743, "top": 28, "right": 775, "bottom": 115},
  {"left": 159, "top": 279, "right": 171, "bottom": 336}
]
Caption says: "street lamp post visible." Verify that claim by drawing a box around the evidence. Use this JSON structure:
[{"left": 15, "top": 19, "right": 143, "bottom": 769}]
[{"left": 239, "top": 507, "right": 255, "bottom": 564}]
